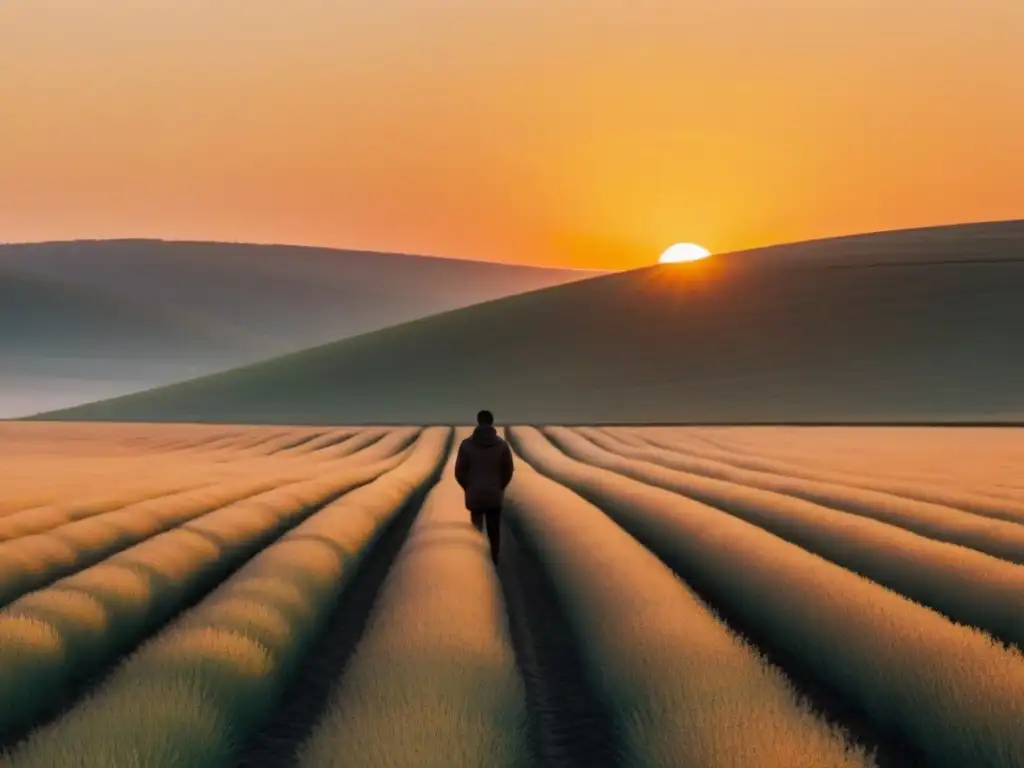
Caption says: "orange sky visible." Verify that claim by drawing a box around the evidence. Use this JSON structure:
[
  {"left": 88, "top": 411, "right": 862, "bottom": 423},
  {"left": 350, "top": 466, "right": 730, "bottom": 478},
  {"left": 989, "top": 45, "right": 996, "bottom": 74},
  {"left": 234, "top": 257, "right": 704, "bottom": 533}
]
[{"left": 1, "top": 1, "right": 1022, "bottom": 271}]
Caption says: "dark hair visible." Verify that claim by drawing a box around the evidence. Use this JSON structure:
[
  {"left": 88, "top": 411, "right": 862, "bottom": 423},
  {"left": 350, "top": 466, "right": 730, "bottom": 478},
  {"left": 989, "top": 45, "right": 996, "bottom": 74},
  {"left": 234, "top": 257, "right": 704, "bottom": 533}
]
[{"left": 476, "top": 409, "right": 494, "bottom": 426}]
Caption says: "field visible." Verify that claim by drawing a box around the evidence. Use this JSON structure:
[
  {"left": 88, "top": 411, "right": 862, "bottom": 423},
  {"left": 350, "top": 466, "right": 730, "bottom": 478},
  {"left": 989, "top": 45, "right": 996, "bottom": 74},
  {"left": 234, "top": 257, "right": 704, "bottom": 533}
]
[{"left": 0, "top": 421, "right": 1022, "bottom": 767}]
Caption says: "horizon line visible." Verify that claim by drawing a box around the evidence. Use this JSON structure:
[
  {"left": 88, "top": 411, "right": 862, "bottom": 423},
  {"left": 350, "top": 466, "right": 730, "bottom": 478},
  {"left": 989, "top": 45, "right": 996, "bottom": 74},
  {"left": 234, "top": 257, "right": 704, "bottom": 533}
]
[
  {"left": 0, "top": 235, "right": 613, "bottom": 274},
  {"left": 1, "top": 215, "right": 1021, "bottom": 270}
]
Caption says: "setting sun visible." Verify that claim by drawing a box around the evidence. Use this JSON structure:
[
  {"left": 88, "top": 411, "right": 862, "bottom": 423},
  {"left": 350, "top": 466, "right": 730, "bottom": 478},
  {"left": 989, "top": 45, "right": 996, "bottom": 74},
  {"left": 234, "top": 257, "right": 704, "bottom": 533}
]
[{"left": 658, "top": 243, "right": 712, "bottom": 264}]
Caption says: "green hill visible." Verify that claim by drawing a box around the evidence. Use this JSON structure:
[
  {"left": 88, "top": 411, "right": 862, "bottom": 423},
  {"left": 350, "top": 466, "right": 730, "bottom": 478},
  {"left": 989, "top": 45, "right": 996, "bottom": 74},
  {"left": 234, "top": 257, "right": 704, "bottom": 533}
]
[{"left": 33, "top": 220, "right": 1024, "bottom": 425}]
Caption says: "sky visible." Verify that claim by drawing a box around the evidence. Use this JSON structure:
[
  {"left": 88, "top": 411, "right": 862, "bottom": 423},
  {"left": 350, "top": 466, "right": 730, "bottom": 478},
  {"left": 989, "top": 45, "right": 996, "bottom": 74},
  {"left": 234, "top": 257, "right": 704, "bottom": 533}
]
[{"left": 1, "top": 1, "right": 1022, "bottom": 271}]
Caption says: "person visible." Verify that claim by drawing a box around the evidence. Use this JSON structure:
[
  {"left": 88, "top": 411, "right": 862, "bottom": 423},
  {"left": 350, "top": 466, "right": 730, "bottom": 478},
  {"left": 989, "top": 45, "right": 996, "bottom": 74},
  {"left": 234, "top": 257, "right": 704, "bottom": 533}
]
[{"left": 454, "top": 410, "right": 514, "bottom": 564}]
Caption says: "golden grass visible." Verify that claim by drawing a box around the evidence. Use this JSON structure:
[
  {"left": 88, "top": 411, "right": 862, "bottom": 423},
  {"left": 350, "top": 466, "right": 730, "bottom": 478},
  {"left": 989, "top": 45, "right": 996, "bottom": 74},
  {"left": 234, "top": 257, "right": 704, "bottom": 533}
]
[
  {"left": 269, "top": 428, "right": 358, "bottom": 456},
  {"left": 502, "top": 454, "right": 871, "bottom": 768},
  {"left": 631, "top": 427, "right": 1024, "bottom": 522},
  {"left": 0, "top": 428, "right": 451, "bottom": 767},
  {"left": 0, "top": 424, "right": 287, "bottom": 516},
  {"left": 216, "top": 430, "right": 334, "bottom": 457},
  {"left": 297, "top": 429, "right": 528, "bottom": 768},
  {"left": 0, "top": 428, "right": 409, "bottom": 552},
  {"left": 1, "top": 421, "right": 1020, "bottom": 765},
  {"left": 173, "top": 428, "right": 298, "bottom": 457},
  {"left": 559, "top": 427, "right": 1024, "bottom": 651},
  {"left": 662, "top": 427, "right": 1024, "bottom": 498},
  {"left": 575, "top": 428, "right": 1024, "bottom": 563},
  {"left": 0, "top": 434, "right": 274, "bottom": 515},
  {"left": 0, "top": 421, "right": 234, "bottom": 458},
  {"left": 0, "top": 440, "right": 419, "bottom": 743},
  {"left": 0, "top": 474, "right": 331, "bottom": 607},
  {"left": 0, "top": 425, "right": 382, "bottom": 516},
  {"left": 510, "top": 426, "right": 1024, "bottom": 767},
  {"left": 120, "top": 427, "right": 244, "bottom": 453}
]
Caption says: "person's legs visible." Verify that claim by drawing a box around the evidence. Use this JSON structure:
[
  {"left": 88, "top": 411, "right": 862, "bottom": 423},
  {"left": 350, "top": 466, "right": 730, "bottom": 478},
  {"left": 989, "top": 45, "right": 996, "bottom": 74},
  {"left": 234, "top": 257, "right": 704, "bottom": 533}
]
[
  {"left": 484, "top": 507, "right": 501, "bottom": 563},
  {"left": 470, "top": 508, "right": 484, "bottom": 532}
]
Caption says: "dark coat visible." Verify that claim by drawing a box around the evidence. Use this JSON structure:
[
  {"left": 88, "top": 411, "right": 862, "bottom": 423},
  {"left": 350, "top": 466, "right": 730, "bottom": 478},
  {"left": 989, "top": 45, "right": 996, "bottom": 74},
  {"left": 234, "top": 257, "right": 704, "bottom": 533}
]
[{"left": 454, "top": 425, "right": 515, "bottom": 511}]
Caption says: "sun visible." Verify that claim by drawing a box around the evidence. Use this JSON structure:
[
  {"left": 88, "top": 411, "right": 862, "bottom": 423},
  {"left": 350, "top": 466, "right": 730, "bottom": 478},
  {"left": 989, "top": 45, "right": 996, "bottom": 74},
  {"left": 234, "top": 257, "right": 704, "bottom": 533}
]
[{"left": 658, "top": 243, "right": 711, "bottom": 264}]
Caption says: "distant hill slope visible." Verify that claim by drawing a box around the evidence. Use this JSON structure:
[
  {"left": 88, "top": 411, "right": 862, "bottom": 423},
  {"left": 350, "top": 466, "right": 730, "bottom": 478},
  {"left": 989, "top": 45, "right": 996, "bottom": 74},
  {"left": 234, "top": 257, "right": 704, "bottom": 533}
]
[
  {"left": 0, "top": 267, "right": 231, "bottom": 360},
  {"left": 0, "top": 267, "right": 239, "bottom": 417},
  {"left": 1, "top": 239, "right": 602, "bottom": 417},
  {"left": 0, "top": 239, "right": 603, "bottom": 352},
  {"left": 34, "top": 220, "right": 1024, "bottom": 425}
]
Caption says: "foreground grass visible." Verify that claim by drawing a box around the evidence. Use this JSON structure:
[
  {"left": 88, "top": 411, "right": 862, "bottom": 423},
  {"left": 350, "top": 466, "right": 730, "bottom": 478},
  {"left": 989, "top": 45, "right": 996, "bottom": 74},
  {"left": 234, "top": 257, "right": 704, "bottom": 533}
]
[
  {"left": 630, "top": 428, "right": 1024, "bottom": 523},
  {"left": 0, "top": 428, "right": 451, "bottom": 767},
  {"left": 0, "top": 429, "right": 415, "bottom": 607},
  {"left": 269, "top": 428, "right": 362, "bottom": 456},
  {"left": 556, "top": 427, "right": 1024, "bottom": 650},
  {"left": 654, "top": 427, "right": 1024, "bottom": 503},
  {"left": 297, "top": 429, "right": 528, "bottom": 768},
  {"left": 0, "top": 427, "right": 387, "bottom": 519},
  {"left": 504, "top": 450, "right": 871, "bottom": 768},
  {"left": 510, "top": 426, "right": 1024, "bottom": 768},
  {"left": 585, "top": 427, "right": 1024, "bottom": 562},
  {"left": 0, "top": 440, "right": 417, "bottom": 743},
  {"left": 0, "top": 428, "right": 364, "bottom": 524}
]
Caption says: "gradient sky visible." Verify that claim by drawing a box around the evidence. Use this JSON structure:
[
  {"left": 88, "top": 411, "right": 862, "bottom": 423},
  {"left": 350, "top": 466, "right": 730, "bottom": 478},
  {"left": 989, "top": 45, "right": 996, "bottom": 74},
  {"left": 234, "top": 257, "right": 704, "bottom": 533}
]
[{"left": 1, "top": 1, "right": 1022, "bottom": 270}]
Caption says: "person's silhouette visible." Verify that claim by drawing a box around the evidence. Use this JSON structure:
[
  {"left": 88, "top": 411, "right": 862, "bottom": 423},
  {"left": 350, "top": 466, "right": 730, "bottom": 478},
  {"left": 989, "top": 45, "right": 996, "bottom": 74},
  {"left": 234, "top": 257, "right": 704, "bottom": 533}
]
[{"left": 454, "top": 410, "right": 514, "bottom": 564}]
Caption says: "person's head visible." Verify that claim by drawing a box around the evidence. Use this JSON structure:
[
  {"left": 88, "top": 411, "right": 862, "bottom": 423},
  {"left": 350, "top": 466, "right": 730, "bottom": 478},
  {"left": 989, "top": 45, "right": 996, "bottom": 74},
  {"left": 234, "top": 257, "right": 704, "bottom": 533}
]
[{"left": 476, "top": 409, "right": 494, "bottom": 426}]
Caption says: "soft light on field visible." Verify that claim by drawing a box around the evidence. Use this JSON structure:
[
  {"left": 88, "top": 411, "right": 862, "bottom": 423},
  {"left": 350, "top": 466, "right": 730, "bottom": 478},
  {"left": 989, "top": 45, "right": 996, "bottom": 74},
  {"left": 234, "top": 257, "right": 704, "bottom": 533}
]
[
  {"left": 658, "top": 243, "right": 711, "bottom": 263},
  {"left": 2, "top": 423, "right": 1024, "bottom": 766}
]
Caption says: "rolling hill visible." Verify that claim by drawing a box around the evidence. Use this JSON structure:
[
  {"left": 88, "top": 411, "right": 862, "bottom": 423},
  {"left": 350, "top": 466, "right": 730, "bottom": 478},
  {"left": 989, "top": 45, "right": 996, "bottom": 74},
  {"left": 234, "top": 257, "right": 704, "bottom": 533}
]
[
  {"left": 0, "top": 268, "right": 239, "bottom": 418},
  {"left": 33, "top": 220, "right": 1024, "bottom": 425},
  {"left": 0, "top": 239, "right": 601, "bottom": 417},
  {"left": 0, "top": 239, "right": 602, "bottom": 351}
]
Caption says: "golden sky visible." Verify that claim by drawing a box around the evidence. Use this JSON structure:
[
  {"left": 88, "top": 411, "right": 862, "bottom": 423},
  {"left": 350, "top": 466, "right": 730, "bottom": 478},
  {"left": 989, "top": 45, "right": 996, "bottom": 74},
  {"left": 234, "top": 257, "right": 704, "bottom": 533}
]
[{"left": 1, "top": 1, "right": 1022, "bottom": 270}]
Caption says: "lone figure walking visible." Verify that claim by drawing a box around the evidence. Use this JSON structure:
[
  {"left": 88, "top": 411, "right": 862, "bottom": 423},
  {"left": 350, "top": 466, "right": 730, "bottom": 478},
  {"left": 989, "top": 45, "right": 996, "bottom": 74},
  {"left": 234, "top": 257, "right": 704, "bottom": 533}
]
[{"left": 455, "top": 410, "right": 515, "bottom": 564}]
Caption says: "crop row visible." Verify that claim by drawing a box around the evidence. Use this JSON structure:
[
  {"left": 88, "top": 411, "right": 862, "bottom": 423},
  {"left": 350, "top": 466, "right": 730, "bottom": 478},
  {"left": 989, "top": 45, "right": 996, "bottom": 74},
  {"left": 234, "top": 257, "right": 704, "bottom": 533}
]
[
  {"left": 631, "top": 427, "right": 1024, "bottom": 520},
  {"left": 509, "top": 426, "right": 1024, "bottom": 767},
  {"left": 0, "top": 427, "right": 451, "bottom": 767},
  {"left": 611, "top": 427, "right": 1024, "bottom": 530},
  {"left": 4, "top": 421, "right": 1021, "bottom": 767},
  {"left": 0, "top": 430, "right": 417, "bottom": 610},
  {"left": 503, "top": 447, "right": 869, "bottom": 767},
  {"left": 651, "top": 427, "right": 1024, "bottom": 500},
  {"left": 0, "top": 427, "right": 366, "bottom": 516},
  {"left": 557, "top": 427, "right": 1024, "bottom": 651},
  {"left": 296, "top": 428, "right": 529, "bottom": 767},
  {"left": 0, "top": 434, "right": 418, "bottom": 743},
  {"left": 0, "top": 439, "right": 246, "bottom": 516},
  {"left": 576, "top": 427, "right": 1024, "bottom": 564},
  {"left": 0, "top": 429, "right": 398, "bottom": 542}
]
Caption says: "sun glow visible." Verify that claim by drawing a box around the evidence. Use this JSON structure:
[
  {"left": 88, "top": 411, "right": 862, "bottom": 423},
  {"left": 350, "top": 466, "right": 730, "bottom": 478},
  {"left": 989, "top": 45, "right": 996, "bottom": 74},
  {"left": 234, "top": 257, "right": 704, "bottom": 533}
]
[{"left": 658, "top": 243, "right": 711, "bottom": 264}]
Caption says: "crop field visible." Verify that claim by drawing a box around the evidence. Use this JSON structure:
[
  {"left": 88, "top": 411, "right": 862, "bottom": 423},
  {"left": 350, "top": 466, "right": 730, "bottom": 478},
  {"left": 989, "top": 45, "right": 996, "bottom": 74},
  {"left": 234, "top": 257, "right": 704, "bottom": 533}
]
[{"left": 0, "top": 421, "right": 1022, "bottom": 767}]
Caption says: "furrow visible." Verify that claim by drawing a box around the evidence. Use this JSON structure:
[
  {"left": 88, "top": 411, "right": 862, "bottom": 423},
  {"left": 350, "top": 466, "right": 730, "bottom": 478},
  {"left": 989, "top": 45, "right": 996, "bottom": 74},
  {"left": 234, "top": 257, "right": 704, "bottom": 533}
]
[{"left": 511, "top": 426, "right": 1024, "bottom": 768}]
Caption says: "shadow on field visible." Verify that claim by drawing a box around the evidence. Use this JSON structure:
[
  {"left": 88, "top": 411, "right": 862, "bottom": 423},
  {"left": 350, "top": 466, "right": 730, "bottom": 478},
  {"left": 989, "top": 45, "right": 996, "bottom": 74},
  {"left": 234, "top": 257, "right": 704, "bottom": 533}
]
[
  {"left": 232, "top": 484, "right": 434, "bottom": 768},
  {"left": 497, "top": 524, "right": 619, "bottom": 768}
]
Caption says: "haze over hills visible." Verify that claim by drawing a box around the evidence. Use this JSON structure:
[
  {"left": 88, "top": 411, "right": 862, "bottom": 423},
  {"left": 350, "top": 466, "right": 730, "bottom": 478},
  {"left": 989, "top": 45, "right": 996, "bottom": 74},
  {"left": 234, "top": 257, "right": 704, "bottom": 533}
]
[
  {"left": 35, "top": 220, "right": 1024, "bottom": 425},
  {"left": 0, "top": 239, "right": 603, "bottom": 417},
  {"left": 0, "top": 267, "right": 238, "bottom": 418}
]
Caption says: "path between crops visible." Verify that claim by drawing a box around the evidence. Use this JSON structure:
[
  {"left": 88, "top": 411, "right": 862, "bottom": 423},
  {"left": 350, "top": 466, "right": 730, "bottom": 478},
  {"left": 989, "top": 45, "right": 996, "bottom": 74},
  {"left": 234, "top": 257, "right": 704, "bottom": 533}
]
[
  {"left": 497, "top": 524, "right": 619, "bottom": 768},
  {"left": 233, "top": 485, "right": 431, "bottom": 768},
  {"left": 233, "top": 488, "right": 921, "bottom": 768},
  {"left": 233, "top": 490, "right": 619, "bottom": 768}
]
